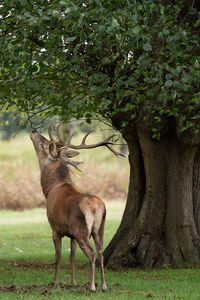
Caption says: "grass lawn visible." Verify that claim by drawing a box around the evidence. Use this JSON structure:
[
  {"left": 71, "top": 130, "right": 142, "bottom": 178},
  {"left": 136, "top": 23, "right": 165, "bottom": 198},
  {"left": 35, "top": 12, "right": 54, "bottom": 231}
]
[{"left": 0, "top": 202, "right": 200, "bottom": 299}]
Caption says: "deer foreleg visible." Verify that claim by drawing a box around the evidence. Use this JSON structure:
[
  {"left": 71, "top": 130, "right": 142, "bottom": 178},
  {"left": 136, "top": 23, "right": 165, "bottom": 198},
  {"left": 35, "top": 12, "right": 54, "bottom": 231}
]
[
  {"left": 53, "top": 231, "right": 62, "bottom": 287},
  {"left": 70, "top": 238, "right": 77, "bottom": 287}
]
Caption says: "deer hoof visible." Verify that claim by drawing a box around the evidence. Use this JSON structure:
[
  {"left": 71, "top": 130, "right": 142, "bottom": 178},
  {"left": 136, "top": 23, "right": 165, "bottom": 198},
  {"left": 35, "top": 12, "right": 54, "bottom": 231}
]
[
  {"left": 71, "top": 283, "right": 77, "bottom": 288},
  {"left": 54, "top": 282, "right": 59, "bottom": 288},
  {"left": 102, "top": 285, "right": 107, "bottom": 292}
]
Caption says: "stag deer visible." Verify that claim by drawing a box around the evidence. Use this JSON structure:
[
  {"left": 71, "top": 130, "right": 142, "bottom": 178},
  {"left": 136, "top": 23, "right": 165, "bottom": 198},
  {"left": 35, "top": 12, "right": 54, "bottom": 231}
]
[{"left": 30, "top": 125, "right": 124, "bottom": 292}]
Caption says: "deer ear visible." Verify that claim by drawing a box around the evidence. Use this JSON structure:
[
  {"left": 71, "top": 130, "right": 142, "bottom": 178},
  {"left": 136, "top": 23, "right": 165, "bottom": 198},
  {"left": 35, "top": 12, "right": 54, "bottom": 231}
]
[
  {"left": 60, "top": 150, "right": 80, "bottom": 160},
  {"left": 49, "top": 142, "right": 58, "bottom": 158}
]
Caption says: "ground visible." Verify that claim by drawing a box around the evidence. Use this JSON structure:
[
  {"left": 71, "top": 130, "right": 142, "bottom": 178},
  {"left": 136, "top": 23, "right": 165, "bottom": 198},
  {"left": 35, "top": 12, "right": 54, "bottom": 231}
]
[{"left": 0, "top": 204, "right": 200, "bottom": 299}]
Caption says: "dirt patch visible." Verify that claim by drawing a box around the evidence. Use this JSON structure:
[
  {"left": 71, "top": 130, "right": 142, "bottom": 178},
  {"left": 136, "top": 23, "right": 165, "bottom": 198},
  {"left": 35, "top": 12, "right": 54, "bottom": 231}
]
[
  {"left": 0, "top": 283, "right": 64, "bottom": 295},
  {"left": 0, "top": 282, "right": 135, "bottom": 297},
  {"left": 0, "top": 282, "right": 98, "bottom": 296},
  {"left": 1, "top": 260, "right": 84, "bottom": 271}
]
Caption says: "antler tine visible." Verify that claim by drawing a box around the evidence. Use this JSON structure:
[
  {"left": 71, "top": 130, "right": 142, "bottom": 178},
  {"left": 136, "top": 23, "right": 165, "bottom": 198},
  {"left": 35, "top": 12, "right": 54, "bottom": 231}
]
[
  {"left": 81, "top": 130, "right": 94, "bottom": 145},
  {"left": 65, "top": 159, "right": 84, "bottom": 173},
  {"left": 48, "top": 125, "right": 55, "bottom": 142},
  {"left": 64, "top": 132, "right": 76, "bottom": 147},
  {"left": 105, "top": 144, "right": 126, "bottom": 158},
  {"left": 56, "top": 124, "right": 64, "bottom": 144},
  {"left": 64, "top": 130, "right": 94, "bottom": 149},
  {"left": 67, "top": 166, "right": 81, "bottom": 177}
]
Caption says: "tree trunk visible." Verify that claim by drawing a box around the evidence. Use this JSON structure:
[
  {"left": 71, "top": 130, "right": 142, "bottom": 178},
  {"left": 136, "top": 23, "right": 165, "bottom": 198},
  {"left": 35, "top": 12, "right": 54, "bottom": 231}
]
[
  {"left": 193, "top": 149, "right": 200, "bottom": 236},
  {"left": 104, "top": 124, "right": 200, "bottom": 269}
]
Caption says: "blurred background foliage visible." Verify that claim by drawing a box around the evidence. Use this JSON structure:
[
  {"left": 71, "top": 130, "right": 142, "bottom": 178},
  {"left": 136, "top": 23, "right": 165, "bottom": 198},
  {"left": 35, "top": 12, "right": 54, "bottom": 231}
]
[{"left": 0, "top": 111, "right": 21, "bottom": 140}]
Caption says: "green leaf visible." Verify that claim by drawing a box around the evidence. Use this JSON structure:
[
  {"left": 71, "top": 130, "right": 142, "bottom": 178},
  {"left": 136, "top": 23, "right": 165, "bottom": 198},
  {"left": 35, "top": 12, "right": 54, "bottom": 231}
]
[
  {"left": 195, "top": 19, "right": 200, "bottom": 27},
  {"left": 52, "top": 10, "right": 60, "bottom": 18},
  {"left": 64, "top": 8, "right": 72, "bottom": 14},
  {"left": 165, "top": 80, "right": 173, "bottom": 87},
  {"left": 59, "top": 1, "right": 68, "bottom": 7},
  {"left": 65, "top": 37, "right": 76, "bottom": 42},
  {"left": 143, "top": 43, "right": 152, "bottom": 52},
  {"left": 112, "top": 19, "right": 119, "bottom": 28}
]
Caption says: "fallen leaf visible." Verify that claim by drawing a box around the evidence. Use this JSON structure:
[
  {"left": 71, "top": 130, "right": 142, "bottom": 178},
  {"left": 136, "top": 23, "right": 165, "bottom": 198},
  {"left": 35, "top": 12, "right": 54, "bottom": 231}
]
[
  {"left": 147, "top": 291, "right": 153, "bottom": 297},
  {"left": 15, "top": 247, "right": 23, "bottom": 253}
]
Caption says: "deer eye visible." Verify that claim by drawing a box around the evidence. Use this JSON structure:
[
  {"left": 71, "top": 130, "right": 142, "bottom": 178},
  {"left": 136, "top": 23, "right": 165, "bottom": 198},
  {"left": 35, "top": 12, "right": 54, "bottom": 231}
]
[{"left": 39, "top": 143, "right": 45, "bottom": 150}]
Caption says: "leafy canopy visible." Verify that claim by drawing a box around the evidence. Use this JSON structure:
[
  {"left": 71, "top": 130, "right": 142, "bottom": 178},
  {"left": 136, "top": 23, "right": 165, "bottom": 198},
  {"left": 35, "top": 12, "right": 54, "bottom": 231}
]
[{"left": 0, "top": 0, "right": 200, "bottom": 134}]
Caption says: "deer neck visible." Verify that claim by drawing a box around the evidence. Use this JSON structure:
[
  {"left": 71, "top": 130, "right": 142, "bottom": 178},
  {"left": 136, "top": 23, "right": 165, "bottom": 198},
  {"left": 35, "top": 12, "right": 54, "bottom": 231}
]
[{"left": 40, "top": 160, "right": 71, "bottom": 198}]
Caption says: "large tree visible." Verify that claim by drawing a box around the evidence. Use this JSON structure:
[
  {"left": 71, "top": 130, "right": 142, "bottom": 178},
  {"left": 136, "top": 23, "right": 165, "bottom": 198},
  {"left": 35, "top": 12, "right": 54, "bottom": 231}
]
[{"left": 0, "top": 0, "right": 200, "bottom": 269}]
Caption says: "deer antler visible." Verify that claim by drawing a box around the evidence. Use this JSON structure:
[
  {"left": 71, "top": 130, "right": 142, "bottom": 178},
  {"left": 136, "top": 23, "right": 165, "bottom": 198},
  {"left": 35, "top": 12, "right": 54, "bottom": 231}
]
[
  {"left": 48, "top": 125, "right": 55, "bottom": 142},
  {"left": 48, "top": 125, "right": 126, "bottom": 171},
  {"left": 56, "top": 124, "right": 65, "bottom": 144},
  {"left": 62, "top": 131, "right": 126, "bottom": 158},
  {"left": 48, "top": 125, "right": 59, "bottom": 159}
]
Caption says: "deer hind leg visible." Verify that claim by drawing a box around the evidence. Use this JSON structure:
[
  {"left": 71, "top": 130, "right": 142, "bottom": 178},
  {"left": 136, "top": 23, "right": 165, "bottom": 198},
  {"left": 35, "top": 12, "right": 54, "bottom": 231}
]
[
  {"left": 52, "top": 231, "right": 62, "bottom": 287},
  {"left": 93, "top": 232, "right": 107, "bottom": 291},
  {"left": 76, "top": 238, "right": 96, "bottom": 292},
  {"left": 70, "top": 238, "right": 77, "bottom": 287}
]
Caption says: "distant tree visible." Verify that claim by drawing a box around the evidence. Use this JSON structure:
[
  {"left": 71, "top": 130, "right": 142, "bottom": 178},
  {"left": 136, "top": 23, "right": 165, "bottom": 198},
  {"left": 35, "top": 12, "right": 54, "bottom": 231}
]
[{"left": 0, "top": 0, "right": 200, "bottom": 269}]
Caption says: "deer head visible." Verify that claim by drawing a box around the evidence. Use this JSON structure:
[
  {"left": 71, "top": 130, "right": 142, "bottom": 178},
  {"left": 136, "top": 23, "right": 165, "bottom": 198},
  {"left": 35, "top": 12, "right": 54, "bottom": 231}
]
[{"left": 30, "top": 128, "right": 80, "bottom": 172}]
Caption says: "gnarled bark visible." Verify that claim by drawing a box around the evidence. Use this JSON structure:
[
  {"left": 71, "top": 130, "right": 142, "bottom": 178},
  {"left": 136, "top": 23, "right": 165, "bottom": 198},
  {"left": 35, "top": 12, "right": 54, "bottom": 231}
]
[
  {"left": 104, "top": 124, "right": 200, "bottom": 269},
  {"left": 193, "top": 149, "right": 200, "bottom": 236}
]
